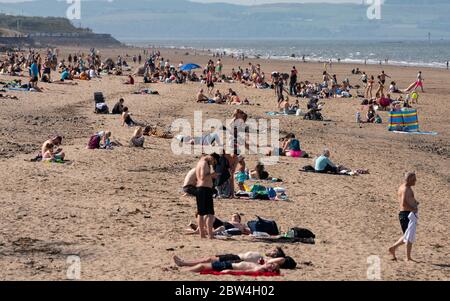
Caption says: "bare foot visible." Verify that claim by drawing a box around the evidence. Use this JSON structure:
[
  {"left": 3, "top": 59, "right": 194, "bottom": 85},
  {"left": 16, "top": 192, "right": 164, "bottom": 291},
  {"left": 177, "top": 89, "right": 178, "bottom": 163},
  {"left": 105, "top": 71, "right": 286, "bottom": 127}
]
[
  {"left": 389, "top": 247, "right": 397, "bottom": 261},
  {"left": 173, "top": 255, "right": 186, "bottom": 267},
  {"left": 405, "top": 258, "right": 418, "bottom": 263}
]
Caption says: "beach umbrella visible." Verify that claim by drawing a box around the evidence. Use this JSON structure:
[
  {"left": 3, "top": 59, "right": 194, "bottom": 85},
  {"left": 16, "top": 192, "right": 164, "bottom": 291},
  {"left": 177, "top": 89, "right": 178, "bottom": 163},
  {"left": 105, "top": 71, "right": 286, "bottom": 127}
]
[{"left": 180, "top": 63, "right": 201, "bottom": 71}]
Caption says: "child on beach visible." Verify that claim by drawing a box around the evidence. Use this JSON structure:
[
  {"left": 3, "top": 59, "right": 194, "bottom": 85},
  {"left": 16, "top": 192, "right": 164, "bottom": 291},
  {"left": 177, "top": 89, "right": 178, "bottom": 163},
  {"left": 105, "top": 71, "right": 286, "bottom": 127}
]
[{"left": 234, "top": 156, "right": 248, "bottom": 192}]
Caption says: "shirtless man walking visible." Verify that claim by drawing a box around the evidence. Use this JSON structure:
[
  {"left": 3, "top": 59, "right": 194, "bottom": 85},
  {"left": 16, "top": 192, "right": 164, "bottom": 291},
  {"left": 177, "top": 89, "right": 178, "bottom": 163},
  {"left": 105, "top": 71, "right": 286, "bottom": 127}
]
[
  {"left": 195, "top": 154, "right": 219, "bottom": 239},
  {"left": 389, "top": 172, "right": 419, "bottom": 262}
]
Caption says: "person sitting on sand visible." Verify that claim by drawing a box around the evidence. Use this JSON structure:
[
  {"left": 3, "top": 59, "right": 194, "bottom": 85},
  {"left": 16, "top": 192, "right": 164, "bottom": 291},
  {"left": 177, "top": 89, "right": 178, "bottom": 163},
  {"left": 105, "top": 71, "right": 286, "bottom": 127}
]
[
  {"left": 183, "top": 168, "right": 197, "bottom": 197},
  {"left": 250, "top": 162, "right": 270, "bottom": 180},
  {"left": 124, "top": 75, "right": 135, "bottom": 85},
  {"left": 366, "top": 105, "right": 376, "bottom": 123},
  {"left": 315, "top": 149, "right": 338, "bottom": 174},
  {"left": 282, "top": 133, "right": 308, "bottom": 158},
  {"left": 389, "top": 81, "right": 400, "bottom": 93},
  {"left": 87, "top": 131, "right": 112, "bottom": 150},
  {"left": 112, "top": 98, "right": 125, "bottom": 115},
  {"left": 186, "top": 213, "right": 251, "bottom": 236},
  {"left": 130, "top": 127, "right": 145, "bottom": 148},
  {"left": 196, "top": 88, "right": 210, "bottom": 103},
  {"left": 122, "top": 107, "right": 136, "bottom": 127},
  {"left": 41, "top": 136, "right": 65, "bottom": 162},
  {"left": 213, "top": 90, "right": 224, "bottom": 104},
  {"left": 173, "top": 247, "right": 296, "bottom": 270}
]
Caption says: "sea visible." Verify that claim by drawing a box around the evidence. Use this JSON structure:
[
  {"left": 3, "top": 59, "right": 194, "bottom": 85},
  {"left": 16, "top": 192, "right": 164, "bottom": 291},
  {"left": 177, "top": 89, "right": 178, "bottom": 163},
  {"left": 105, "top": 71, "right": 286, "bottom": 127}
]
[{"left": 124, "top": 39, "right": 450, "bottom": 69}]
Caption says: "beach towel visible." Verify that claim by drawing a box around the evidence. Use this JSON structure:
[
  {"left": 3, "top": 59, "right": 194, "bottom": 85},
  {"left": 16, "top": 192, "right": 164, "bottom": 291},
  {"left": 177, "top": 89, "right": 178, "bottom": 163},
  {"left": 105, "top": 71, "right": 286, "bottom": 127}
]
[
  {"left": 403, "top": 212, "right": 418, "bottom": 244},
  {"left": 393, "top": 131, "right": 438, "bottom": 136},
  {"left": 266, "top": 111, "right": 297, "bottom": 116},
  {"left": 300, "top": 166, "right": 351, "bottom": 176},
  {"left": 388, "top": 110, "right": 419, "bottom": 132},
  {"left": 200, "top": 270, "right": 281, "bottom": 277},
  {"left": 252, "top": 236, "right": 315, "bottom": 245}
]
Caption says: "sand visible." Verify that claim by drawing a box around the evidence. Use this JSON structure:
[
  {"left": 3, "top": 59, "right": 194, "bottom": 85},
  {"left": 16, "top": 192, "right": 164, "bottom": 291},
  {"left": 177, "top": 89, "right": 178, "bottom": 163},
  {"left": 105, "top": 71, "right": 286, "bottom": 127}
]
[{"left": 0, "top": 47, "right": 449, "bottom": 281}]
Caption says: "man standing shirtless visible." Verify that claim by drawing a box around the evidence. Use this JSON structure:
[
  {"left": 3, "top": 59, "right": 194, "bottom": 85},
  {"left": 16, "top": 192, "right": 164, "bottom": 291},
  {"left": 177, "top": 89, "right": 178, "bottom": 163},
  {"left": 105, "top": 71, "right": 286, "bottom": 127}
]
[
  {"left": 389, "top": 172, "right": 419, "bottom": 262},
  {"left": 195, "top": 154, "right": 219, "bottom": 239}
]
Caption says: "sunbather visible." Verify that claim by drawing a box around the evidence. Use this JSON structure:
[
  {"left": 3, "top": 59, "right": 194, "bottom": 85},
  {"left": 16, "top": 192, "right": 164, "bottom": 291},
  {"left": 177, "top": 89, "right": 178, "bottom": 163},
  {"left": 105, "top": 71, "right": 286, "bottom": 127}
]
[
  {"left": 250, "top": 162, "right": 270, "bottom": 180},
  {"left": 186, "top": 213, "right": 251, "bottom": 236},
  {"left": 174, "top": 247, "right": 296, "bottom": 270},
  {"left": 122, "top": 107, "right": 136, "bottom": 127}
]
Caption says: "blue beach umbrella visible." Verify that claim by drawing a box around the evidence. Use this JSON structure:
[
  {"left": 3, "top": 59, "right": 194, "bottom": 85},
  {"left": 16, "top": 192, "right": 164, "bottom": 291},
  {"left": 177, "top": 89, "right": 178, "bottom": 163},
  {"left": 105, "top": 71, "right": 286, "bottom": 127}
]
[{"left": 180, "top": 63, "right": 201, "bottom": 71}]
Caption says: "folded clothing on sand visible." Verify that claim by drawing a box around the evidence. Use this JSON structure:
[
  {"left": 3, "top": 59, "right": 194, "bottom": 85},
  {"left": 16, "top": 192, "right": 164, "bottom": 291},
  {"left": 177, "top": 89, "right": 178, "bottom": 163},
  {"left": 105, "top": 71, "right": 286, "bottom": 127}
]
[{"left": 200, "top": 270, "right": 281, "bottom": 277}]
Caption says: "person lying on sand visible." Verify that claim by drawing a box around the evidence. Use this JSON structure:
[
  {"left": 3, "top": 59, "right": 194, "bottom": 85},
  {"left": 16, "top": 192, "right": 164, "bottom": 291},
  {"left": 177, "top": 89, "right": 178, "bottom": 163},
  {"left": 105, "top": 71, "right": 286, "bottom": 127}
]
[
  {"left": 176, "top": 131, "right": 221, "bottom": 146},
  {"left": 250, "top": 162, "right": 270, "bottom": 180},
  {"left": 173, "top": 247, "right": 296, "bottom": 271},
  {"left": 181, "top": 260, "right": 281, "bottom": 274},
  {"left": 41, "top": 136, "right": 65, "bottom": 162},
  {"left": 186, "top": 213, "right": 251, "bottom": 236},
  {"left": 0, "top": 94, "right": 18, "bottom": 100}
]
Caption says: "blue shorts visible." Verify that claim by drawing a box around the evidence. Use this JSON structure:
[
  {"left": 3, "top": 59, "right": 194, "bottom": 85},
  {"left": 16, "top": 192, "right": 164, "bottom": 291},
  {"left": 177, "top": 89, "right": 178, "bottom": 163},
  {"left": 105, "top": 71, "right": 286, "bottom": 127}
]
[{"left": 212, "top": 261, "right": 233, "bottom": 272}]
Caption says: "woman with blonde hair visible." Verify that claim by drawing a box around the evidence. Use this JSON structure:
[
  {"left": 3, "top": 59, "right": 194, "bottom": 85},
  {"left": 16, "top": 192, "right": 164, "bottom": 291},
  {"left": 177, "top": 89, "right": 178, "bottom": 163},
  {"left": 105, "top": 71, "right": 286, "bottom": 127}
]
[{"left": 130, "top": 127, "right": 145, "bottom": 148}]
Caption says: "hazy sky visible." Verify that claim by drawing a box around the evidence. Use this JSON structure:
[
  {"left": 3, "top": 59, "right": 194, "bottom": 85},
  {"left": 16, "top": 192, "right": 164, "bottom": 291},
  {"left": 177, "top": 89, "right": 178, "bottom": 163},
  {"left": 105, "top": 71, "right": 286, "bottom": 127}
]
[
  {"left": 0, "top": 0, "right": 363, "bottom": 3},
  {"left": 194, "top": 0, "right": 362, "bottom": 4}
]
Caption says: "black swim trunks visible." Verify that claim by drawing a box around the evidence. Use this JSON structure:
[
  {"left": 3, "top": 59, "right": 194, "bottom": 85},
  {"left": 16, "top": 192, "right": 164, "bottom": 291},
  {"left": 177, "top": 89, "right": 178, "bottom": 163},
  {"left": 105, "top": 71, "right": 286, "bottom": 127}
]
[
  {"left": 212, "top": 261, "right": 233, "bottom": 272},
  {"left": 217, "top": 254, "right": 242, "bottom": 263},
  {"left": 207, "top": 81, "right": 214, "bottom": 88},
  {"left": 399, "top": 211, "right": 411, "bottom": 234},
  {"left": 196, "top": 187, "right": 214, "bottom": 216}
]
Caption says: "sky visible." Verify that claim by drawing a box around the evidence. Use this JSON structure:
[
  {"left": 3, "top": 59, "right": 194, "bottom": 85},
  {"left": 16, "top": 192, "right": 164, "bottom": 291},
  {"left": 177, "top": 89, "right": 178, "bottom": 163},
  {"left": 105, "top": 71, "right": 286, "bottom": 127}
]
[
  {"left": 194, "top": 0, "right": 362, "bottom": 4},
  {"left": 0, "top": 0, "right": 364, "bottom": 3}
]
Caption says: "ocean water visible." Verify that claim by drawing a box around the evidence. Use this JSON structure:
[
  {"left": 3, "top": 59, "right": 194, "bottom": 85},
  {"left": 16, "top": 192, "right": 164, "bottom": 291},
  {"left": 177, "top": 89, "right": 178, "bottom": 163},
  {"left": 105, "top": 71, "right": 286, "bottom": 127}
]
[{"left": 126, "top": 39, "right": 450, "bottom": 69}]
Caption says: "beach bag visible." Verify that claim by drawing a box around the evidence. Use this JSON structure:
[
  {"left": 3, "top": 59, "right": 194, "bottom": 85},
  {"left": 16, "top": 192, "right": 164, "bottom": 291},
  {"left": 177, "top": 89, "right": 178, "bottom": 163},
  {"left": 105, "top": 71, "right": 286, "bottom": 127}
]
[
  {"left": 95, "top": 103, "right": 109, "bottom": 114},
  {"left": 302, "top": 165, "right": 315, "bottom": 172},
  {"left": 94, "top": 92, "right": 105, "bottom": 103},
  {"left": 87, "top": 134, "right": 101, "bottom": 149},
  {"left": 291, "top": 227, "right": 315, "bottom": 239},
  {"left": 247, "top": 216, "right": 279, "bottom": 236}
]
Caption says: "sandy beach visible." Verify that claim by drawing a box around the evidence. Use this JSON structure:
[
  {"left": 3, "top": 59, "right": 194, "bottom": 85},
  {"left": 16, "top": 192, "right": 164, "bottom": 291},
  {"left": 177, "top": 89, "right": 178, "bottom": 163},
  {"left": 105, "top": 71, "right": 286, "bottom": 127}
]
[{"left": 0, "top": 47, "right": 449, "bottom": 281}]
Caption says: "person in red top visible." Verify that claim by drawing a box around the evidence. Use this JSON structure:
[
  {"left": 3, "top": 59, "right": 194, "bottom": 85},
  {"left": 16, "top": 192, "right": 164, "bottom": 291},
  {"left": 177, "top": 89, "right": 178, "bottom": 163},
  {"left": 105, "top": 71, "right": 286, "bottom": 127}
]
[{"left": 125, "top": 75, "right": 134, "bottom": 85}]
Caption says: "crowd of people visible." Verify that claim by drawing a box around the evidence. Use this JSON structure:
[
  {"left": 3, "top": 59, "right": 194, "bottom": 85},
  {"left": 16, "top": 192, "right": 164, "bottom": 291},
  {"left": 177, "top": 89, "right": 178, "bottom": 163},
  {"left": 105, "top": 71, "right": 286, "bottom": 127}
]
[{"left": 1, "top": 46, "right": 428, "bottom": 276}]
